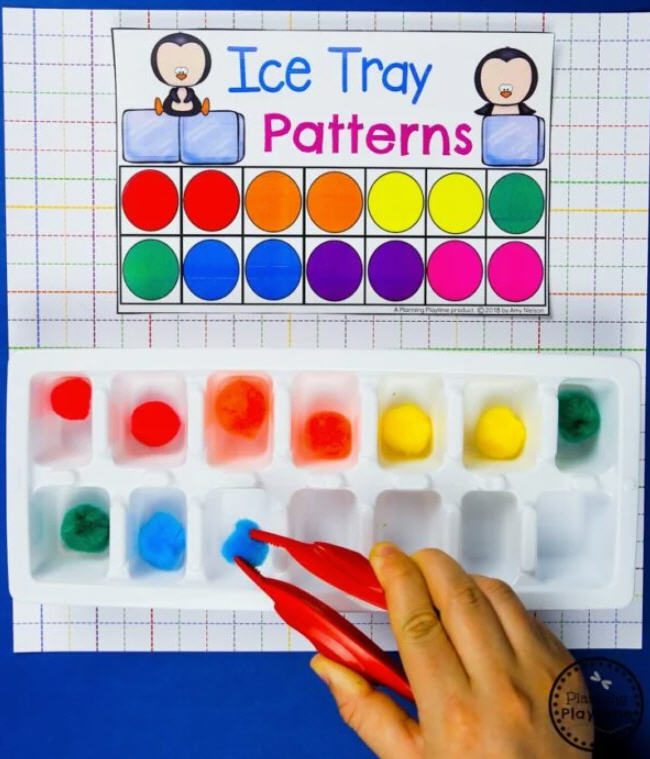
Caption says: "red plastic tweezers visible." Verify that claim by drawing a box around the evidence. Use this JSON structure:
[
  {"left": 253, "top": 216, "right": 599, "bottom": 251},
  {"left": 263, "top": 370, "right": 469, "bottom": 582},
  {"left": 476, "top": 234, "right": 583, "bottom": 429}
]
[{"left": 235, "top": 529, "right": 413, "bottom": 701}]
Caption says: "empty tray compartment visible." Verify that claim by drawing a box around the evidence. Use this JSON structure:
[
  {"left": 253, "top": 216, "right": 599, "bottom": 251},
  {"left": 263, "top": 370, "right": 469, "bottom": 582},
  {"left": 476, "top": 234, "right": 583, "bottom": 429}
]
[
  {"left": 459, "top": 491, "right": 520, "bottom": 582},
  {"left": 534, "top": 491, "right": 616, "bottom": 586}
]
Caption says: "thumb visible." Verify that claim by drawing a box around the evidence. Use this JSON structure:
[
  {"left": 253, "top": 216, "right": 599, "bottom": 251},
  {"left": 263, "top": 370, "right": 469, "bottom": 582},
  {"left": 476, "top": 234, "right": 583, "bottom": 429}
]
[{"left": 310, "top": 654, "right": 421, "bottom": 759}]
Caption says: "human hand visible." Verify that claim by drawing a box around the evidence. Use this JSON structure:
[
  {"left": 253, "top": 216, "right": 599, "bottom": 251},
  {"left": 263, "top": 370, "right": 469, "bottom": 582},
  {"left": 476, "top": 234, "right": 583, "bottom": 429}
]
[{"left": 311, "top": 543, "right": 591, "bottom": 758}]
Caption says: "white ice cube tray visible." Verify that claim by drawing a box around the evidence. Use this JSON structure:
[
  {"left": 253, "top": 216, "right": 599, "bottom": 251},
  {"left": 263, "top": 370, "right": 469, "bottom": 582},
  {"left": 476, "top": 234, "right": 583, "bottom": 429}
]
[{"left": 7, "top": 349, "right": 641, "bottom": 611}]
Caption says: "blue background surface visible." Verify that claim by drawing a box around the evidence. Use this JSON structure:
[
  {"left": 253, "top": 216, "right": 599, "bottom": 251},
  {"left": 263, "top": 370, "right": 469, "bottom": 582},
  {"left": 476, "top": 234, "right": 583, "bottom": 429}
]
[{"left": 1, "top": 1, "right": 649, "bottom": 756}]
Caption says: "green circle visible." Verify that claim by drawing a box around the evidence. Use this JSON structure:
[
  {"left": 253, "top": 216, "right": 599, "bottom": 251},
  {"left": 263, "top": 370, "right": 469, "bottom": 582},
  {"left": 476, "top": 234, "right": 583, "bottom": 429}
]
[
  {"left": 558, "top": 390, "right": 601, "bottom": 444},
  {"left": 488, "top": 173, "right": 545, "bottom": 234},
  {"left": 61, "top": 503, "right": 109, "bottom": 553},
  {"left": 123, "top": 239, "right": 179, "bottom": 300}
]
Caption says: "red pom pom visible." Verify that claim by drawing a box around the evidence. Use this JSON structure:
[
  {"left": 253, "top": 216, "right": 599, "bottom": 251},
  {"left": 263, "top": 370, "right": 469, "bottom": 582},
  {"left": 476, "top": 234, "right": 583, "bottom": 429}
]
[
  {"left": 130, "top": 401, "right": 181, "bottom": 448},
  {"left": 50, "top": 377, "right": 92, "bottom": 421},
  {"left": 304, "top": 411, "right": 352, "bottom": 460},
  {"left": 215, "top": 378, "right": 268, "bottom": 439}
]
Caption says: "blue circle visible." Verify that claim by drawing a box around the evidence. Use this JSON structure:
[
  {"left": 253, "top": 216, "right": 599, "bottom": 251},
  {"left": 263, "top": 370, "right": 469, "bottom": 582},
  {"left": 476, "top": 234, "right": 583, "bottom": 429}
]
[
  {"left": 245, "top": 239, "right": 302, "bottom": 301},
  {"left": 183, "top": 239, "right": 239, "bottom": 301}
]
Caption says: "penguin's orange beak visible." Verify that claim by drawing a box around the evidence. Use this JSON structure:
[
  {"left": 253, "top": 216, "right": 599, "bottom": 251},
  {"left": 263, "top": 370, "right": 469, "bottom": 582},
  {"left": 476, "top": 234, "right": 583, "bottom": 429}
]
[
  {"left": 498, "top": 83, "right": 514, "bottom": 99},
  {"left": 176, "top": 72, "right": 187, "bottom": 81}
]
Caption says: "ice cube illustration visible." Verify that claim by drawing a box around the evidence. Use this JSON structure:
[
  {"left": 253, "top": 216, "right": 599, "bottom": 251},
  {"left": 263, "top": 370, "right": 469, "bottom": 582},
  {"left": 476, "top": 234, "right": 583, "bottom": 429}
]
[
  {"left": 122, "top": 110, "right": 180, "bottom": 163},
  {"left": 180, "top": 111, "right": 245, "bottom": 165},
  {"left": 482, "top": 115, "right": 545, "bottom": 167}
]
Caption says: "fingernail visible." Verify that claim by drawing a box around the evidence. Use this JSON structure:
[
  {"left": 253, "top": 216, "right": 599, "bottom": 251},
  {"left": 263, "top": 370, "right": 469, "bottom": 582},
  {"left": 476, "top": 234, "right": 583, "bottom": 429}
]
[{"left": 370, "top": 541, "right": 398, "bottom": 561}]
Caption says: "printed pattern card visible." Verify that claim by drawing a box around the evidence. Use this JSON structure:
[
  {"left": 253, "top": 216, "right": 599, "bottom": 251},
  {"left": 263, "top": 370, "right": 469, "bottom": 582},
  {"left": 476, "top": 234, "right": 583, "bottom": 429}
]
[{"left": 113, "top": 30, "right": 553, "bottom": 315}]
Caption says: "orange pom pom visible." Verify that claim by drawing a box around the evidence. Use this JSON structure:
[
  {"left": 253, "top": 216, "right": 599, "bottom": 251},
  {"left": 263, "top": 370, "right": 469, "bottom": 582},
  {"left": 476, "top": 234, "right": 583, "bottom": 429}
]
[{"left": 215, "top": 377, "right": 268, "bottom": 439}]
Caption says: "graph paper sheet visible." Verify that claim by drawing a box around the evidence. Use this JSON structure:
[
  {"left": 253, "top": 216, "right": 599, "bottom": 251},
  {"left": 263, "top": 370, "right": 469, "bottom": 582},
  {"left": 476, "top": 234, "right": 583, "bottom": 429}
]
[{"left": 4, "top": 9, "right": 648, "bottom": 652}]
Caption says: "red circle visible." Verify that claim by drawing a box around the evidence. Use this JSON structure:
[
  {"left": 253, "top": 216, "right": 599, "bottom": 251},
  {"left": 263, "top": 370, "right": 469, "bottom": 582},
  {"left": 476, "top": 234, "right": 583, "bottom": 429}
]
[
  {"left": 130, "top": 400, "right": 181, "bottom": 448},
  {"left": 183, "top": 170, "right": 241, "bottom": 231},
  {"left": 50, "top": 376, "right": 91, "bottom": 421},
  {"left": 122, "top": 170, "right": 179, "bottom": 231}
]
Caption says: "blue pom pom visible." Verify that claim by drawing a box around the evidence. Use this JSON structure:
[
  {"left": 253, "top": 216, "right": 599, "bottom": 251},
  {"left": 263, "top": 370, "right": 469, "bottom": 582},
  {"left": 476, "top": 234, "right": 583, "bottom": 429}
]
[
  {"left": 221, "top": 519, "right": 269, "bottom": 567},
  {"left": 138, "top": 511, "right": 186, "bottom": 571}
]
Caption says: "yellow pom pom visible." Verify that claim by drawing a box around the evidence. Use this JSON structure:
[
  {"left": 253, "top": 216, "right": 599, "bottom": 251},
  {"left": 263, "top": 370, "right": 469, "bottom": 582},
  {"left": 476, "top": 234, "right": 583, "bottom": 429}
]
[
  {"left": 474, "top": 406, "right": 526, "bottom": 460},
  {"left": 380, "top": 403, "right": 432, "bottom": 459}
]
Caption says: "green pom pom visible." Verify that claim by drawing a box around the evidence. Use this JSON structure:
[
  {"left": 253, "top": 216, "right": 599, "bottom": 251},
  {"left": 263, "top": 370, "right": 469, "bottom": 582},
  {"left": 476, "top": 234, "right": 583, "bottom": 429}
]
[
  {"left": 558, "top": 390, "right": 601, "bottom": 444},
  {"left": 61, "top": 504, "right": 109, "bottom": 553}
]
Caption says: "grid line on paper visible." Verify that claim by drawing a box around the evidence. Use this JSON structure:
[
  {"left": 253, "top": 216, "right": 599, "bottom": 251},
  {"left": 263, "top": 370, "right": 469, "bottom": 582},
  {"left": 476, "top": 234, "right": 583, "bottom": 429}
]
[
  {"left": 4, "top": 9, "right": 648, "bottom": 652},
  {"left": 61, "top": 11, "right": 69, "bottom": 349},
  {"left": 617, "top": 11, "right": 631, "bottom": 646},
  {"left": 29, "top": 9, "right": 39, "bottom": 348},
  {"left": 587, "top": 12, "right": 603, "bottom": 649},
  {"left": 89, "top": 9, "right": 97, "bottom": 349}
]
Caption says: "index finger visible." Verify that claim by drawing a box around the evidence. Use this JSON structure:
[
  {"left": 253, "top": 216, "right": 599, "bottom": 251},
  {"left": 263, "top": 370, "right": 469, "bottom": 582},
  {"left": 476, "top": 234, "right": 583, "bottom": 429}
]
[{"left": 370, "top": 542, "right": 469, "bottom": 715}]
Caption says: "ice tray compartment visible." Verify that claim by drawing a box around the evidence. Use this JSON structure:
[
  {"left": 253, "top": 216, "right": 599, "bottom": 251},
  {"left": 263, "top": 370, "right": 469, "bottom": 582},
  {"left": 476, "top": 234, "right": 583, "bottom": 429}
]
[
  {"left": 8, "top": 349, "right": 640, "bottom": 611},
  {"left": 374, "top": 490, "right": 451, "bottom": 555},
  {"left": 203, "top": 488, "right": 274, "bottom": 582},
  {"left": 30, "top": 374, "right": 92, "bottom": 466},
  {"left": 204, "top": 373, "right": 273, "bottom": 469},
  {"left": 459, "top": 491, "right": 520, "bottom": 583},
  {"left": 555, "top": 380, "right": 618, "bottom": 475},
  {"left": 29, "top": 486, "right": 111, "bottom": 582},
  {"left": 291, "top": 372, "right": 360, "bottom": 469},
  {"left": 126, "top": 487, "right": 187, "bottom": 581},
  {"left": 463, "top": 377, "right": 541, "bottom": 471},
  {"left": 377, "top": 375, "right": 445, "bottom": 470},
  {"left": 534, "top": 491, "right": 616, "bottom": 586},
  {"left": 287, "top": 488, "right": 361, "bottom": 601},
  {"left": 109, "top": 372, "right": 187, "bottom": 466}
]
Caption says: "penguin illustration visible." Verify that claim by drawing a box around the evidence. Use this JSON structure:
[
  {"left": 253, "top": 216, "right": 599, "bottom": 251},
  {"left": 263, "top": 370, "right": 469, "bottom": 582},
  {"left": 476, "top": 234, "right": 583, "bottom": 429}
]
[
  {"left": 474, "top": 47, "right": 538, "bottom": 116},
  {"left": 150, "top": 32, "right": 211, "bottom": 117}
]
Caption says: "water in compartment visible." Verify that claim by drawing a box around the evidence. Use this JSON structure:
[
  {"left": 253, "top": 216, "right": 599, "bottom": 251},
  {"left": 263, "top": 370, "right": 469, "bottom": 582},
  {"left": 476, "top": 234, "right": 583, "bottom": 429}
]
[
  {"left": 29, "top": 486, "right": 110, "bottom": 581},
  {"left": 287, "top": 488, "right": 360, "bottom": 594},
  {"left": 204, "top": 488, "right": 272, "bottom": 582},
  {"left": 204, "top": 373, "right": 273, "bottom": 468},
  {"left": 127, "top": 487, "right": 187, "bottom": 580},
  {"left": 463, "top": 377, "right": 541, "bottom": 471},
  {"left": 555, "top": 380, "right": 617, "bottom": 474},
  {"left": 374, "top": 490, "right": 445, "bottom": 553},
  {"left": 534, "top": 491, "right": 615, "bottom": 585},
  {"left": 30, "top": 374, "right": 92, "bottom": 465},
  {"left": 109, "top": 372, "right": 187, "bottom": 465},
  {"left": 291, "top": 373, "right": 360, "bottom": 469},
  {"left": 459, "top": 491, "right": 520, "bottom": 582},
  {"left": 377, "top": 375, "right": 445, "bottom": 470}
]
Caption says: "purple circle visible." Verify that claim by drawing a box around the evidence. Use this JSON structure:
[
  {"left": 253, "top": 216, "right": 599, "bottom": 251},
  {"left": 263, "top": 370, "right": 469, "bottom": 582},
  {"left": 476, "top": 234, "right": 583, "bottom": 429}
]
[
  {"left": 368, "top": 241, "right": 424, "bottom": 301},
  {"left": 306, "top": 240, "right": 363, "bottom": 301}
]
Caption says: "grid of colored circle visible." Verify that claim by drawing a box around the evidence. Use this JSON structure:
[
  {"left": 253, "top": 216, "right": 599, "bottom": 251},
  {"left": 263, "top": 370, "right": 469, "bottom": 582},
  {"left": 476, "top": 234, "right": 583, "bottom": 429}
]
[{"left": 121, "top": 167, "right": 546, "bottom": 304}]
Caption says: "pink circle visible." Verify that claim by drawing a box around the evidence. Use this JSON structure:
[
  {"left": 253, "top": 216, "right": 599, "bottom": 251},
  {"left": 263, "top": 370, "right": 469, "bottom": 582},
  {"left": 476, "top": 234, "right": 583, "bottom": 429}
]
[
  {"left": 488, "top": 242, "right": 544, "bottom": 302},
  {"left": 427, "top": 240, "right": 483, "bottom": 301}
]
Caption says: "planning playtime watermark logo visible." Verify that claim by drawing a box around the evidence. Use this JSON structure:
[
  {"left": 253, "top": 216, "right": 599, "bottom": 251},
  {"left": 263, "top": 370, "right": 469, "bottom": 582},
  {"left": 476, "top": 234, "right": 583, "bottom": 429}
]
[{"left": 549, "top": 657, "right": 643, "bottom": 752}]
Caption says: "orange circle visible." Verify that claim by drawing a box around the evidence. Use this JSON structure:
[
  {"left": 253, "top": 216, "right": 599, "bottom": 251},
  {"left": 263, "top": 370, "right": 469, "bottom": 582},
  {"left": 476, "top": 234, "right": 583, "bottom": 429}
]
[
  {"left": 245, "top": 171, "right": 302, "bottom": 232},
  {"left": 307, "top": 171, "right": 363, "bottom": 233}
]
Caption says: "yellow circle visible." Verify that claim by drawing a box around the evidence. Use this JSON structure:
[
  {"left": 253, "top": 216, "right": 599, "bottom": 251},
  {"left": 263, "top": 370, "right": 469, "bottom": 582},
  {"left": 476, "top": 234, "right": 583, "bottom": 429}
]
[
  {"left": 474, "top": 406, "right": 526, "bottom": 460},
  {"left": 380, "top": 403, "right": 432, "bottom": 459},
  {"left": 368, "top": 172, "right": 424, "bottom": 233},
  {"left": 428, "top": 173, "right": 484, "bottom": 234}
]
